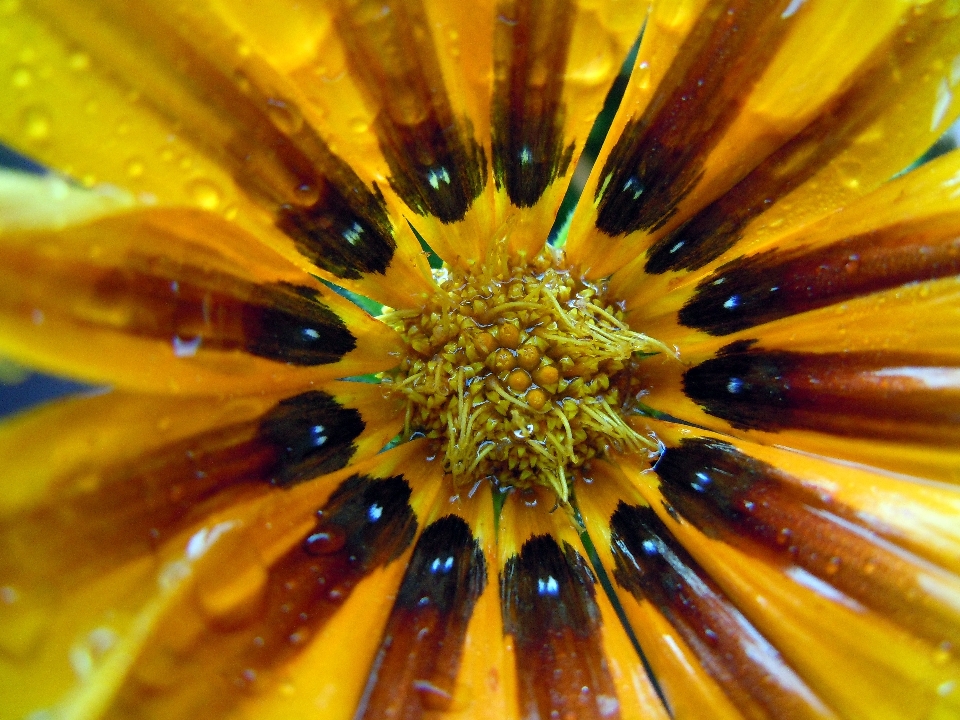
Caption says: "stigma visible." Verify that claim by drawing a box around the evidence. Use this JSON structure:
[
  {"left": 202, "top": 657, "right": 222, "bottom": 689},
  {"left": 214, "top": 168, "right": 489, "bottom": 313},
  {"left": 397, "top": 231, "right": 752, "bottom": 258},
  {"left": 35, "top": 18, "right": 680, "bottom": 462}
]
[{"left": 380, "top": 245, "right": 668, "bottom": 501}]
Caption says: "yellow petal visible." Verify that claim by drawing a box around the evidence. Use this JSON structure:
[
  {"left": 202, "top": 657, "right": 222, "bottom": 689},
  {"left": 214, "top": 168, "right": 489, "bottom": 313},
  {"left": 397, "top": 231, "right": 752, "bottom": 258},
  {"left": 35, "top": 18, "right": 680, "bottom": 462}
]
[
  {"left": 1, "top": 441, "right": 443, "bottom": 719},
  {"left": 576, "top": 466, "right": 834, "bottom": 720},
  {"left": 489, "top": 0, "right": 648, "bottom": 258},
  {"left": 498, "top": 486, "right": 670, "bottom": 720},
  {"left": 567, "top": 0, "right": 960, "bottom": 286},
  {"left": 609, "top": 441, "right": 960, "bottom": 719},
  {"left": 0, "top": 196, "right": 402, "bottom": 393},
  {"left": 0, "top": 0, "right": 434, "bottom": 308}
]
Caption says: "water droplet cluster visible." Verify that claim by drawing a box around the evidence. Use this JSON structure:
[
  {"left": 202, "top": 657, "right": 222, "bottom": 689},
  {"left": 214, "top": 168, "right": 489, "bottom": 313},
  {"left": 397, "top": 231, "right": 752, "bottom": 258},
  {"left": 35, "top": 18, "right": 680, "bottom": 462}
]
[{"left": 381, "top": 246, "right": 667, "bottom": 500}]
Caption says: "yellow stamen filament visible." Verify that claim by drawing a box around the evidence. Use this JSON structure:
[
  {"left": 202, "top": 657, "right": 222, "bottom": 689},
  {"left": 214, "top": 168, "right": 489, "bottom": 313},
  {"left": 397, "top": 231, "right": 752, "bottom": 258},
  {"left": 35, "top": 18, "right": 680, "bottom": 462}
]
[{"left": 381, "top": 244, "right": 663, "bottom": 502}]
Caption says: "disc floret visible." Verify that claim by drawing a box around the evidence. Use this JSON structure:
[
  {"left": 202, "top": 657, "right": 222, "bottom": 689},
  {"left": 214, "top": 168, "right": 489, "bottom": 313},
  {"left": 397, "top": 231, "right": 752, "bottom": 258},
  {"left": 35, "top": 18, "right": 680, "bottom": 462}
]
[{"left": 381, "top": 246, "right": 667, "bottom": 501}]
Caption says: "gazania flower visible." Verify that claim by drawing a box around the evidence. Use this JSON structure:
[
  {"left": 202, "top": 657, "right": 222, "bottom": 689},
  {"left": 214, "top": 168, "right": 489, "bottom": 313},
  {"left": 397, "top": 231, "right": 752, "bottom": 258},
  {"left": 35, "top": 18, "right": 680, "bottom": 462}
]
[{"left": 3, "top": 0, "right": 960, "bottom": 718}]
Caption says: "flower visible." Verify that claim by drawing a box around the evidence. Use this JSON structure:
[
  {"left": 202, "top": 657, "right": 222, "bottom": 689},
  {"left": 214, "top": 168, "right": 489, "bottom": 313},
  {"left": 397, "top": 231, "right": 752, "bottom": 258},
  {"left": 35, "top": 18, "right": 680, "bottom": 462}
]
[{"left": 2, "top": 0, "right": 960, "bottom": 718}]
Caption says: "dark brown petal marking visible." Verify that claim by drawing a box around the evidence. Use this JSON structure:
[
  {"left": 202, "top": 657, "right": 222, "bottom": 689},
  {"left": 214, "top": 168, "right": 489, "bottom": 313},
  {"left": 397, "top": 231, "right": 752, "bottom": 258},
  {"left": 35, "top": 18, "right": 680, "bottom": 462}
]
[
  {"left": 501, "top": 535, "right": 621, "bottom": 720},
  {"left": 111, "top": 474, "right": 418, "bottom": 717},
  {"left": 643, "top": 7, "right": 949, "bottom": 274},
  {"left": 76, "top": 1, "right": 398, "bottom": 279},
  {"left": 1, "top": 244, "right": 356, "bottom": 365},
  {"left": 242, "top": 282, "right": 356, "bottom": 365},
  {"left": 683, "top": 342, "right": 960, "bottom": 442},
  {"left": 256, "top": 391, "right": 366, "bottom": 486},
  {"left": 594, "top": 0, "right": 799, "bottom": 236},
  {"left": 356, "top": 515, "right": 487, "bottom": 719},
  {"left": 0, "top": 391, "right": 366, "bottom": 587},
  {"left": 491, "top": 0, "right": 576, "bottom": 208},
  {"left": 276, "top": 160, "right": 397, "bottom": 280},
  {"left": 679, "top": 217, "right": 960, "bottom": 335},
  {"left": 334, "top": 0, "right": 486, "bottom": 223},
  {"left": 653, "top": 438, "right": 960, "bottom": 648},
  {"left": 610, "top": 503, "right": 829, "bottom": 720}
]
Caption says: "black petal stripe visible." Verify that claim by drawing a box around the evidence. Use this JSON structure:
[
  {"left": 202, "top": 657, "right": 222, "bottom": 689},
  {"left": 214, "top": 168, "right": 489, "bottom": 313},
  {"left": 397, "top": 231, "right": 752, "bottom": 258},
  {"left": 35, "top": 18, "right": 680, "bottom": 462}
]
[
  {"left": 501, "top": 535, "right": 621, "bottom": 720},
  {"left": 80, "top": 2, "right": 399, "bottom": 280},
  {"left": 680, "top": 217, "right": 960, "bottom": 336},
  {"left": 112, "top": 474, "right": 418, "bottom": 717},
  {"left": 334, "top": 0, "right": 486, "bottom": 223},
  {"left": 491, "top": 0, "right": 576, "bottom": 208},
  {"left": 610, "top": 502, "right": 829, "bottom": 720},
  {"left": 0, "top": 391, "right": 366, "bottom": 587},
  {"left": 257, "top": 391, "right": 365, "bottom": 486},
  {"left": 654, "top": 438, "right": 960, "bottom": 648},
  {"left": 683, "top": 342, "right": 960, "bottom": 442},
  {"left": 594, "top": 0, "right": 798, "bottom": 236},
  {"left": 357, "top": 515, "right": 487, "bottom": 718},
  {"left": 1, "top": 242, "right": 357, "bottom": 366},
  {"left": 644, "top": 8, "right": 950, "bottom": 274},
  {"left": 243, "top": 282, "right": 356, "bottom": 365},
  {"left": 276, "top": 156, "right": 397, "bottom": 280}
]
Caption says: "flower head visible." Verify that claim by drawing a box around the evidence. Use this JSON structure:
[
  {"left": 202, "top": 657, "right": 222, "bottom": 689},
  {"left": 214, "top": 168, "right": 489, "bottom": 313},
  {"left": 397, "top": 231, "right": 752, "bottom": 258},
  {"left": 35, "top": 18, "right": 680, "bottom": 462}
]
[{"left": 2, "top": 1, "right": 960, "bottom": 719}]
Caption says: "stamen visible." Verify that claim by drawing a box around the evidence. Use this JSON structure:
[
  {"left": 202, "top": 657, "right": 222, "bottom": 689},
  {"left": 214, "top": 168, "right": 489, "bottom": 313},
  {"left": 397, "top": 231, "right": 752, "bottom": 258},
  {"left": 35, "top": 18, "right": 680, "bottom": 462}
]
[{"left": 381, "top": 244, "right": 664, "bottom": 502}]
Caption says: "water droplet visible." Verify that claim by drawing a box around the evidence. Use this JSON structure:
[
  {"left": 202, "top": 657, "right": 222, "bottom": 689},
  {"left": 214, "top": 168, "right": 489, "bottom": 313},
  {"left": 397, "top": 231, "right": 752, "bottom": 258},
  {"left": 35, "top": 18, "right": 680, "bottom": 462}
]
[
  {"left": 21, "top": 106, "right": 50, "bottom": 141},
  {"left": 68, "top": 52, "right": 90, "bottom": 71},
  {"left": 415, "top": 679, "right": 453, "bottom": 710},
  {"left": 172, "top": 335, "right": 202, "bottom": 357},
  {"left": 187, "top": 178, "right": 221, "bottom": 210},
  {"left": 0, "top": 584, "right": 52, "bottom": 658},
  {"left": 11, "top": 65, "right": 32, "bottom": 88},
  {"left": 303, "top": 526, "right": 346, "bottom": 555},
  {"left": 126, "top": 157, "right": 145, "bottom": 178},
  {"left": 933, "top": 641, "right": 953, "bottom": 665},
  {"left": 293, "top": 182, "right": 320, "bottom": 206},
  {"left": 266, "top": 97, "right": 303, "bottom": 135},
  {"left": 196, "top": 560, "right": 268, "bottom": 630}
]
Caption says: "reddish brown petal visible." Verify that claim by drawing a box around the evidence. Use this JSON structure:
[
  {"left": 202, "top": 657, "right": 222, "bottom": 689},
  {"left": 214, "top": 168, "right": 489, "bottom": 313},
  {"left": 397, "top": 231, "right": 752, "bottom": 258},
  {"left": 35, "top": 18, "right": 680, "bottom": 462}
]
[
  {"left": 651, "top": 436, "right": 960, "bottom": 650},
  {"left": 610, "top": 501, "right": 832, "bottom": 720},
  {"left": 594, "top": 0, "right": 799, "bottom": 238},
  {"left": 355, "top": 513, "right": 487, "bottom": 719},
  {"left": 491, "top": 0, "right": 577, "bottom": 209},
  {"left": 682, "top": 343, "right": 960, "bottom": 444}
]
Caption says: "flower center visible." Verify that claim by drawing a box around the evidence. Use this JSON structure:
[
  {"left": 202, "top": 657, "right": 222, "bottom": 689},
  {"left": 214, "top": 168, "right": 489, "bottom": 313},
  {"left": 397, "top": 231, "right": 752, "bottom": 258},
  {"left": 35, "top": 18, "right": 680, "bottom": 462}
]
[{"left": 381, "top": 246, "right": 667, "bottom": 501}]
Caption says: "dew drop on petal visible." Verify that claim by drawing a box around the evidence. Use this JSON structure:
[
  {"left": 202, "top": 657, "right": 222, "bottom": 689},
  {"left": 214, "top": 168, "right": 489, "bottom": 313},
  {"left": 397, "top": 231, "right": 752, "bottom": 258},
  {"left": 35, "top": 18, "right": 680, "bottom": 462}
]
[
  {"left": 303, "top": 527, "right": 346, "bottom": 555},
  {"left": 68, "top": 52, "right": 89, "bottom": 71},
  {"left": 0, "top": 585, "right": 52, "bottom": 658},
  {"left": 11, "top": 65, "right": 32, "bottom": 88},
  {"left": 195, "top": 559, "right": 269, "bottom": 629},
  {"left": 21, "top": 106, "right": 50, "bottom": 141},
  {"left": 266, "top": 97, "right": 304, "bottom": 135},
  {"left": 186, "top": 178, "right": 222, "bottom": 210},
  {"left": 126, "top": 157, "right": 145, "bottom": 178}
]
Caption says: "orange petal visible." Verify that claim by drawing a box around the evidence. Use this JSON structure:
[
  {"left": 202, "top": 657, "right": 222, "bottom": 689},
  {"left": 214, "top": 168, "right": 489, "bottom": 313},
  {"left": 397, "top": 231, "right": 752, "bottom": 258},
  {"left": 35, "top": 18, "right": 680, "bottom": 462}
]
[
  {"left": 1, "top": 441, "right": 445, "bottom": 719},
  {"left": 0, "top": 201, "right": 402, "bottom": 393},
  {"left": 610, "top": 440, "right": 960, "bottom": 719},
  {"left": 577, "top": 465, "right": 835, "bottom": 720},
  {"left": 1, "top": 0, "right": 434, "bottom": 307},
  {"left": 354, "top": 482, "right": 497, "bottom": 718},
  {"left": 489, "top": 0, "right": 647, "bottom": 258},
  {"left": 567, "top": 0, "right": 960, "bottom": 286},
  {"left": 498, "top": 486, "right": 669, "bottom": 719}
]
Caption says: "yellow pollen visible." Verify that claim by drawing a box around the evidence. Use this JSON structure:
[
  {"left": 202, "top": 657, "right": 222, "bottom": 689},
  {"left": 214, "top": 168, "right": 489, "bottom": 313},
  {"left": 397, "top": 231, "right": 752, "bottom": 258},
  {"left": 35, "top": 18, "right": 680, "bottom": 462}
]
[{"left": 380, "top": 245, "right": 671, "bottom": 501}]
